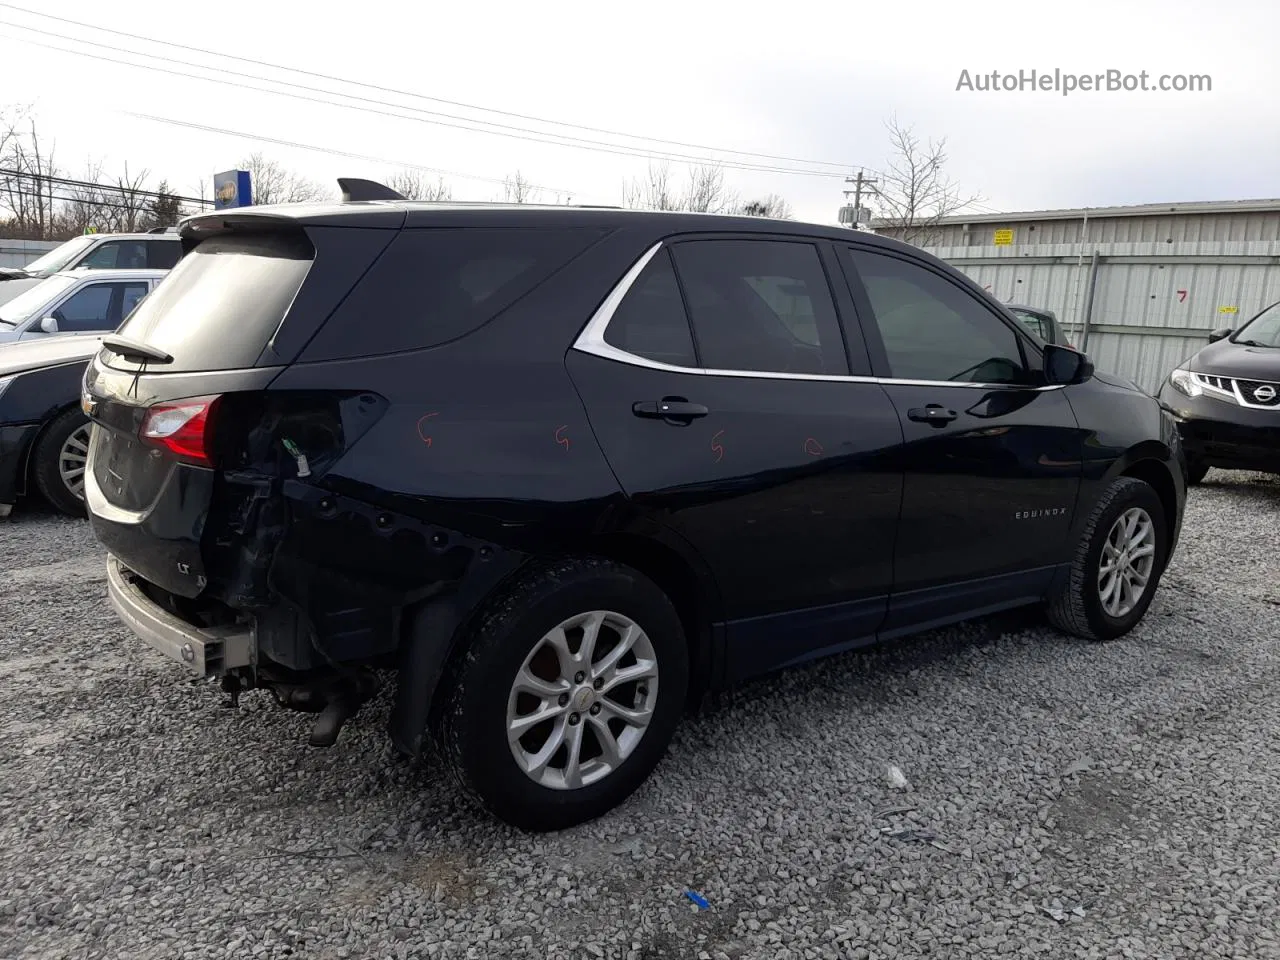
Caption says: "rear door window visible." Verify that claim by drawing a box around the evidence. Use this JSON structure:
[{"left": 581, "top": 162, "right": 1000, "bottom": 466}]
[
  {"left": 104, "top": 232, "right": 313, "bottom": 372},
  {"left": 301, "top": 227, "right": 608, "bottom": 361},
  {"left": 669, "top": 239, "right": 848, "bottom": 375}
]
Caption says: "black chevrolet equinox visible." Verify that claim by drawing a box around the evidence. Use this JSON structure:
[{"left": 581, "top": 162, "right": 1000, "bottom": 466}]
[{"left": 83, "top": 181, "right": 1186, "bottom": 831}]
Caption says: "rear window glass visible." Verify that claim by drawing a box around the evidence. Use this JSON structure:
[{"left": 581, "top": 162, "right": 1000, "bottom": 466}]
[
  {"left": 301, "top": 227, "right": 607, "bottom": 361},
  {"left": 105, "top": 233, "right": 313, "bottom": 372}
]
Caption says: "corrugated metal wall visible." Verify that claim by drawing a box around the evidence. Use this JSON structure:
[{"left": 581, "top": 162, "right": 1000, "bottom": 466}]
[
  {"left": 880, "top": 210, "right": 1280, "bottom": 247},
  {"left": 925, "top": 240, "right": 1280, "bottom": 394},
  {"left": 0, "top": 239, "right": 58, "bottom": 269}
]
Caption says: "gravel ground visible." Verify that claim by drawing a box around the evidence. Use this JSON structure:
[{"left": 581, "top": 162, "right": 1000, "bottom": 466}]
[{"left": 3, "top": 470, "right": 1280, "bottom": 960}]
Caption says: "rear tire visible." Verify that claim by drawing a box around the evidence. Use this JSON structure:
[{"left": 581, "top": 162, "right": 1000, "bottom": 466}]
[
  {"left": 1047, "top": 476, "right": 1169, "bottom": 642},
  {"left": 438, "top": 556, "right": 688, "bottom": 832},
  {"left": 31, "top": 408, "right": 92, "bottom": 518},
  {"left": 1185, "top": 459, "right": 1209, "bottom": 486}
]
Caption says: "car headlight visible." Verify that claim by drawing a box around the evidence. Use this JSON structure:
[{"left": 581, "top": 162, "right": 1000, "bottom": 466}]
[{"left": 1169, "top": 368, "right": 1202, "bottom": 398}]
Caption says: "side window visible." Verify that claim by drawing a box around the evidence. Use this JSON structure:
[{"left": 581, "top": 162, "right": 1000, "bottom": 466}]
[
  {"left": 847, "top": 249, "right": 1029, "bottom": 384},
  {"left": 146, "top": 240, "right": 182, "bottom": 269},
  {"left": 52, "top": 283, "right": 116, "bottom": 332},
  {"left": 670, "top": 240, "right": 847, "bottom": 375},
  {"left": 120, "top": 282, "right": 150, "bottom": 321},
  {"left": 78, "top": 240, "right": 147, "bottom": 269},
  {"left": 1010, "top": 309, "right": 1047, "bottom": 341},
  {"left": 77, "top": 241, "right": 123, "bottom": 268},
  {"left": 603, "top": 250, "right": 696, "bottom": 367}
]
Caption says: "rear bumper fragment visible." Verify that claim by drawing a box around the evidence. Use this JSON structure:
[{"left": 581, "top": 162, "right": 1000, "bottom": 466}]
[{"left": 107, "top": 555, "right": 253, "bottom": 677}]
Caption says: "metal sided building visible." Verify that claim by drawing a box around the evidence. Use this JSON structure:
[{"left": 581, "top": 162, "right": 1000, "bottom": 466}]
[{"left": 870, "top": 200, "right": 1280, "bottom": 394}]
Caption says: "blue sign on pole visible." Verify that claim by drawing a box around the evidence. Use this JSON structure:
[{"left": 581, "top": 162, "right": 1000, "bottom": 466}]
[{"left": 213, "top": 169, "right": 253, "bottom": 209}]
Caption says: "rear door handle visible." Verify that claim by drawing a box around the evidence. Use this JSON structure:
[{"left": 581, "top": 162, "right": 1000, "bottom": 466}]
[
  {"left": 633, "top": 399, "right": 709, "bottom": 422},
  {"left": 907, "top": 405, "right": 958, "bottom": 426}
]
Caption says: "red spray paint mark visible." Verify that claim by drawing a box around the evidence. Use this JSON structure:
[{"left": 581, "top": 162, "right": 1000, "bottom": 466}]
[
  {"left": 1176, "top": 289, "right": 1187, "bottom": 302},
  {"left": 555, "top": 425, "right": 571, "bottom": 451},
  {"left": 711, "top": 430, "right": 725, "bottom": 463},
  {"left": 416, "top": 412, "right": 439, "bottom": 446},
  {"left": 804, "top": 437, "right": 823, "bottom": 457}
]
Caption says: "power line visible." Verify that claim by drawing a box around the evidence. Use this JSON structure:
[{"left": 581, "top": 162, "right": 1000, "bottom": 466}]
[
  {"left": 0, "top": 168, "right": 211, "bottom": 206},
  {"left": 0, "top": 1, "right": 857, "bottom": 172},
  {"left": 121, "top": 113, "right": 579, "bottom": 196},
  {"left": 0, "top": 22, "right": 858, "bottom": 180}
]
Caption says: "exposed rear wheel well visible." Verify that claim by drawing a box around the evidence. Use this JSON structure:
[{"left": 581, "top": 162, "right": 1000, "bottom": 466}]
[{"left": 581, "top": 533, "right": 715, "bottom": 707}]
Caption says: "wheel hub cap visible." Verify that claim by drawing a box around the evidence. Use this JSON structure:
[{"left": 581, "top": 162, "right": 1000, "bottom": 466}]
[
  {"left": 506, "top": 609, "right": 659, "bottom": 791},
  {"left": 1097, "top": 506, "right": 1156, "bottom": 619}
]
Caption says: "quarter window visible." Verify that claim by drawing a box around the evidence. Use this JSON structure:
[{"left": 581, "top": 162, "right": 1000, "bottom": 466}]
[
  {"left": 847, "top": 249, "right": 1029, "bottom": 384},
  {"left": 670, "top": 240, "right": 847, "bottom": 375},
  {"left": 603, "top": 249, "right": 697, "bottom": 367}
]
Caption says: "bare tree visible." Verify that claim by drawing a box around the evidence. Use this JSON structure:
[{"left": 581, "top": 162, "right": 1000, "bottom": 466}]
[
  {"left": 53, "top": 161, "right": 109, "bottom": 236},
  {"left": 872, "top": 115, "right": 983, "bottom": 247},
  {"left": 386, "top": 168, "right": 451, "bottom": 201},
  {"left": 623, "top": 161, "right": 738, "bottom": 213},
  {"left": 735, "top": 193, "right": 792, "bottom": 219},
  {"left": 623, "top": 162, "right": 680, "bottom": 211},
  {"left": 111, "top": 162, "right": 151, "bottom": 232},
  {"left": 501, "top": 170, "right": 539, "bottom": 204},
  {"left": 0, "top": 108, "right": 59, "bottom": 239},
  {"left": 240, "top": 152, "right": 328, "bottom": 205},
  {"left": 683, "top": 164, "right": 737, "bottom": 214}
]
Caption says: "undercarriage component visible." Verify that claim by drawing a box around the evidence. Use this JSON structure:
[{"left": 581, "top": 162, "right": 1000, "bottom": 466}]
[{"left": 267, "top": 668, "right": 380, "bottom": 748}]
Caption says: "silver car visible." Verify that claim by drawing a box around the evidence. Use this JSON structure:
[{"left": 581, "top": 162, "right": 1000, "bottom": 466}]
[{"left": 0, "top": 270, "right": 170, "bottom": 343}]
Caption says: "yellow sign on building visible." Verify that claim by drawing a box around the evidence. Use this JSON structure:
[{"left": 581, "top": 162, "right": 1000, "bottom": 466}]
[{"left": 993, "top": 229, "right": 1014, "bottom": 246}]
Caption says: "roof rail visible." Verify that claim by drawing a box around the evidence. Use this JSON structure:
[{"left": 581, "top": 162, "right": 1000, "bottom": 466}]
[
  {"left": 147, "top": 226, "right": 178, "bottom": 234},
  {"left": 338, "top": 178, "right": 406, "bottom": 202}
]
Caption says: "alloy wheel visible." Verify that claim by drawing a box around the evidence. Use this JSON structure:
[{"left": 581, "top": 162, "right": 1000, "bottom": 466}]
[
  {"left": 1097, "top": 506, "right": 1157, "bottom": 618},
  {"left": 506, "top": 610, "right": 659, "bottom": 791},
  {"left": 58, "top": 425, "right": 92, "bottom": 501}
]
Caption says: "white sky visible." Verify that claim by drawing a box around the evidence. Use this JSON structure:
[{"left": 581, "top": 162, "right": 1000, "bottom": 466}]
[{"left": 1, "top": 0, "right": 1274, "bottom": 224}]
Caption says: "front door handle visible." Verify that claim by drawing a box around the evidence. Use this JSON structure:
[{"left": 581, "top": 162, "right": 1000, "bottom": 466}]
[
  {"left": 633, "top": 398, "right": 709, "bottom": 423},
  {"left": 907, "top": 405, "right": 958, "bottom": 426}
]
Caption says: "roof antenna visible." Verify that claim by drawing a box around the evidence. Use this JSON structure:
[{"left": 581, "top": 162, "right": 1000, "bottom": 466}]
[{"left": 338, "top": 178, "right": 406, "bottom": 202}]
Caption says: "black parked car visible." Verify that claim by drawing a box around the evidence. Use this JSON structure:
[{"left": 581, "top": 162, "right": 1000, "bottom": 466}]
[
  {"left": 1007, "top": 304, "right": 1072, "bottom": 347},
  {"left": 0, "top": 335, "right": 103, "bottom": 518},
  {"left": 1158, "top": 302, "right": 1280, "bottom": 484},
  {"left": 83, "top": 182, "right": 1186, "bottom": 831}
]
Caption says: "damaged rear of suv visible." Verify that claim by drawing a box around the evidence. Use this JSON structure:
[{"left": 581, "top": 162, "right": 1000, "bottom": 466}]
[{"left": 85, "top": 188, "right": 680, "bottom": 830}]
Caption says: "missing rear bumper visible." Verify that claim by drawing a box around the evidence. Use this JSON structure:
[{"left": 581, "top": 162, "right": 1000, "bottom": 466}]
[{"left": 106, "top": 555, "right": 253, "bottom": 677}]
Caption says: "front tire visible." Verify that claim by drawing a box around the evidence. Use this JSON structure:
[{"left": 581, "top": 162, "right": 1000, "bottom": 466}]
[
  {"left": 1185, "top": 459, "right": 1209, "bottom": 486},
  {"left": 31, "top": 408, "right": 92, "bottom": 518},
  {"left": 1047, "top": 476, "right": 1169, "bottom": 641},
  {"left": 438, "top": 557, "right": 689, "bottom": 832}
]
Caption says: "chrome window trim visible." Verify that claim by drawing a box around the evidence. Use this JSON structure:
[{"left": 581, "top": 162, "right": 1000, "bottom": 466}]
[{"left": 570, "top": 240, "right": 1066, "bottom": 393}]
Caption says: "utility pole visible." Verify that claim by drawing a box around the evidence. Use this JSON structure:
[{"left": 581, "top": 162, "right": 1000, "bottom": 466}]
[{"left": 843, "top": 169, "right": 878, "bottom": 229}]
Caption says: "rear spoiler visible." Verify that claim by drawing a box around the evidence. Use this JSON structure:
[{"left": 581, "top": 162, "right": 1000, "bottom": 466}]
[{"left": 338, "top": 178, "right": 406, "bottom": 202}]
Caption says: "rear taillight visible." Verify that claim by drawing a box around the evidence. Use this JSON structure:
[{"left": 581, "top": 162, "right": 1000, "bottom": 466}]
[{"left": 140, "top": 394, "right": 222, "bottom": 466}]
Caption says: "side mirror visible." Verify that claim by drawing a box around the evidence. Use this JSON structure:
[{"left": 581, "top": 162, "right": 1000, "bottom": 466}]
[
  {"left": 1043, "top": 343, "right": 1094, "bottom": 386},
  {"left": 1207, "top": 327, "right": 1233, "bottom": 343},
  {"left": 39, "top": 316, "right": 59, "bottom": 334}
]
